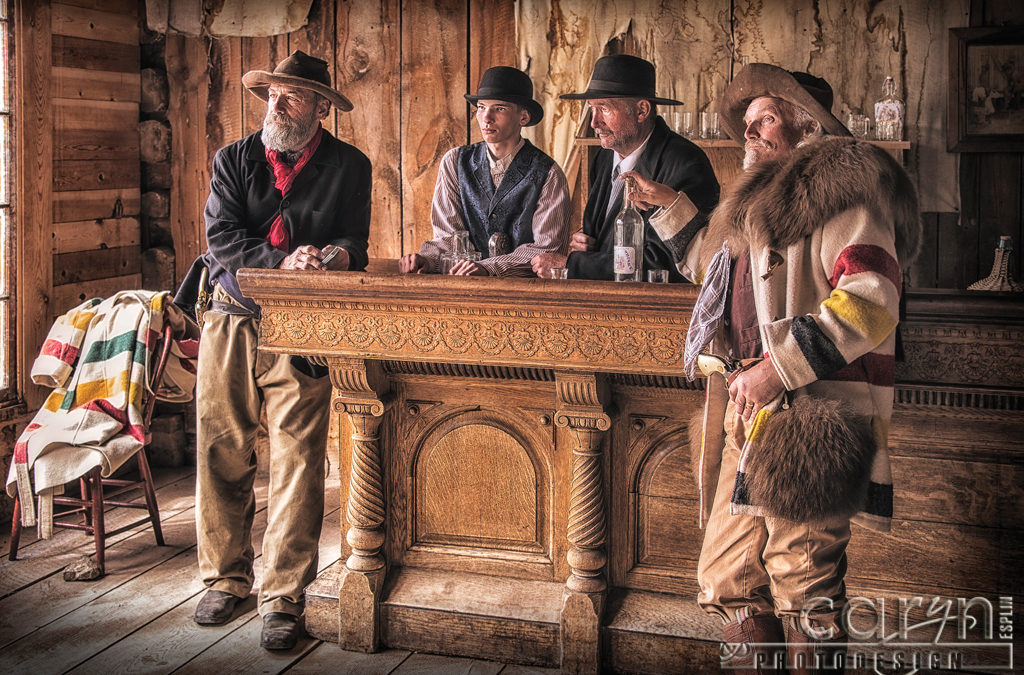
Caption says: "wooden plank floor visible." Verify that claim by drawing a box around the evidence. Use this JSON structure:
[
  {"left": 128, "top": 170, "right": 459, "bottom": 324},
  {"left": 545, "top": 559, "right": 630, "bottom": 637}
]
[{"left": 0, "top": 464, "right": 555, "bottom": 674}]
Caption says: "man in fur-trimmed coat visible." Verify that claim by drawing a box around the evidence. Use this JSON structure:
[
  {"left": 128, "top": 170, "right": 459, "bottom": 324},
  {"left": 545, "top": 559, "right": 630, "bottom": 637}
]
[{"left": 625, "top": 64, "right": 920, "bottom": 673}]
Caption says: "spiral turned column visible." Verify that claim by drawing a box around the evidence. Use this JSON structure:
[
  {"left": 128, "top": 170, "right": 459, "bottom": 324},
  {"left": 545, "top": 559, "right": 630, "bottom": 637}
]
[
  {"left": 328, "top": 358, "right": 389, "bottom": 652},
  {"left": 554, "top": 371, "right": 611, "bottom": 674},
  {"left": 342, "top": 401, "right": 386, "bottom": 572}
]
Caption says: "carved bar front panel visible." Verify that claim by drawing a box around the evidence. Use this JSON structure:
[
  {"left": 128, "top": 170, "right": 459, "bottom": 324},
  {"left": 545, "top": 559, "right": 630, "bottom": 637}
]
[{"left": 238, "top": 268, "right": 709, "bottom": 670}]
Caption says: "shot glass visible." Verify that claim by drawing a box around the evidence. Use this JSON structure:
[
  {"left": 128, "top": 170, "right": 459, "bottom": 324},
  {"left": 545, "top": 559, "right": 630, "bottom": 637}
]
[
  {"left": 846, "top": 113, "right": 870, "bottom": 138},
  {"left": 647, "top": 269, "right": 669, "bottom": 283},
  {"left": 680, "top": 111, "right": 695, "bottom": 138},
  {"left": 548, "top": 267, "right": 568, "bottom": 280},
  {"left": 700, "top": 111, "right": 720, "bottom": 139}
]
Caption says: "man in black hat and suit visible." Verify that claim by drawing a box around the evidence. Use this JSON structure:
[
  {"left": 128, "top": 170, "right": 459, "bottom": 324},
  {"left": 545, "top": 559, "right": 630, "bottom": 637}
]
[
  {"left": 530, "top": 54, "right": 719, "bottom": 281},
  {"left": 178, "top": 50, "right": 371, "bottom": 650},
  {"left": 399, "top": 66, "right": 570, "bottom": 277}
]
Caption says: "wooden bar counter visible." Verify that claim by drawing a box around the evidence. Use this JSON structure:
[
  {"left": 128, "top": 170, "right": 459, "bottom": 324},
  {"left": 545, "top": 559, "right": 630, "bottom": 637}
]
[
  {"left": 237, "top": 264, "right": 719, "bottom": 672},
  {"left": 237, "top": 268, "right": 1024, "bottom": 674}
]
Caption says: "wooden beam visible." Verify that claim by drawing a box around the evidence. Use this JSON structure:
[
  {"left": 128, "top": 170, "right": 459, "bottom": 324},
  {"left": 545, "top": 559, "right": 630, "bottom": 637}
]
[
  {"left": 53, "top": 188, "right": 141, "bottom": 223},
  {"left": 51, "top": 273, "right": 142, "bottom": 316},
  {"left": 51, "top": 67, "right": 141, "bottom": 102},
  {"left": 51, "top": 217, "right": 140, "bottom": 254},
  {"left": 52, "top": 34, "right": 139, "bottom": 72},
  {"left": 53, "top": 158, "right": 140, "bottom": 192},
  {"left": 165, "top": 34, "right": 210, "bottom": 286},
  {"left": 15, "top": 0, "right": 53, "bottom": 409},
  {"left": 336, "top": 0, "right": 402, "bottom": 260},
  {"left": 400, "top": 0, "right": 469, "bottom": 258},
  {"left": 53, "top": 98, "right": 138, "bottom": 130},
  {"left": 51, "top": 3, "right": 139, "bottom": 45},
  {"left": 53, "top": 246, "right": 141, "bottom": 286},
  {"left": 55, "top": 127, "right": 139, "bottom": 161}
]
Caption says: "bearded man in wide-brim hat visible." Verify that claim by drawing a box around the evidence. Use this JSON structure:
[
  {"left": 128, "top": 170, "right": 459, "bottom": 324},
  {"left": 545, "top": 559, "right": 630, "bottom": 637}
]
[
  {"left": 627, "top": 63, "right": 921, "bottom": 673},
  {"left": 175, "top": 50, "right": 372, "bottom": 651},
  {"left": 399, "top": 65, "right": 572, "bottom": 277},
  {"left": 530, "top": 53, "right": 720, "bottom": 281}
]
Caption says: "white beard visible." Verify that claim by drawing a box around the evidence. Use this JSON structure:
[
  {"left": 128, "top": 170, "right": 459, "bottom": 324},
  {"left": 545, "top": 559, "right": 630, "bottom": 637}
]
[{"left": 261, "top": 109, "right": 318, "bottom": 153}]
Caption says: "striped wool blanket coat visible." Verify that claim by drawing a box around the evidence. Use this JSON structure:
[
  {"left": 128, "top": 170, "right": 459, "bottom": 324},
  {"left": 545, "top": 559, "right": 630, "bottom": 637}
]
[
  {"left": 665, "top": 138, "right": 920, "bottom": 533},
  {"left": 6, "top": 290, "right": 198, "bottom": 537}
]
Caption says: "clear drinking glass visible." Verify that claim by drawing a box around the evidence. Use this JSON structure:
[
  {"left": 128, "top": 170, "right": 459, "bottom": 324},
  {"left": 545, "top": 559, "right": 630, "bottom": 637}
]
[
  {"left": 647, "top": 269, "right": 668, "bottom": 283},
  {"left": 548, "top": 267, "right": 568, "bottom": 279},
  {"left": 700, "top": 111, "right": 720, "bottom": 139},
  {"left": 846, "top": 113, "right": 870, "bottom": 138},
  {"left": 680, "top": 111, "right": 695, "bottom": 138}
]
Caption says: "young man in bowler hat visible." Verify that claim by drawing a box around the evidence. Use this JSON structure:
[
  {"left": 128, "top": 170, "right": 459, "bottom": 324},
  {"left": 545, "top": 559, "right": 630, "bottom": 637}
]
[
  {"left": 530, "top": 54, "right": 719, "bottom": 281},
  {"left": 399, "top": 66, "right": 571, "bottom": 277},
  {"left": 177, "top": 50, "right": 371, "bottom": 650}
]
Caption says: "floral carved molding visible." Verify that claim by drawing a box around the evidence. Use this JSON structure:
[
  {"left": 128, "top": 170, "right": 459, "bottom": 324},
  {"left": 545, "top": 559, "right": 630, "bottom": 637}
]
[
  {"left": 897, "top": 324, "right": 1024, "bottom": 388},
  {"left": 255, "top": 300, "right": 691, "bottom": 375}
]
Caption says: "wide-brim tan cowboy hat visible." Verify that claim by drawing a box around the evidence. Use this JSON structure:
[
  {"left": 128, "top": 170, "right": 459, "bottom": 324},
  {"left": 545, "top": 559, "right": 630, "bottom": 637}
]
[
  {"left": 464, "top": 66, "right": 545, "bottom": 126},
  {"left": 560, "top": 54, "right": 683, "bottom": 106},
  {"left": 242, "top": 49, "right": 353, "bottom": 112},
  {"left": 719, "top": 63, "right": 851, "bottom": 142}
]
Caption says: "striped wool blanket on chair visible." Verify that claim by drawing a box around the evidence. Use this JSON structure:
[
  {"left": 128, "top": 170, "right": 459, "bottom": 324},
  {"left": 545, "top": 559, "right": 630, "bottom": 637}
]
[{"left": 5, "top": 290, "right": 198, "bottom": 538}]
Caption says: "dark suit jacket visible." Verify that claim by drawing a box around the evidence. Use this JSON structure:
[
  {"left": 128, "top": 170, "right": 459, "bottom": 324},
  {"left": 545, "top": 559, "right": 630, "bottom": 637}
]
[
  {"left": 567, "top": 116, "right": 719, "bottom": 282},
  {"left": 175, "top": 128, "right": 372, "bottom": 313}
]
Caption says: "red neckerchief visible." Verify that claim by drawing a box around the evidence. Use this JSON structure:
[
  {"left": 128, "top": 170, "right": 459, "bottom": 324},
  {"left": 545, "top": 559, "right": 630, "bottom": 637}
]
[{"left": 264, "top": 125, "right": 324, "bottom": 252}]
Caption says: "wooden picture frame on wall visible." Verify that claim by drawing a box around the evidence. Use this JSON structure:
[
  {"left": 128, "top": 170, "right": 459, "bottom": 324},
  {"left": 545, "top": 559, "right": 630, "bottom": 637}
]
[{"left": 948, "top": 26, "right": 1024, "bottom": 152}]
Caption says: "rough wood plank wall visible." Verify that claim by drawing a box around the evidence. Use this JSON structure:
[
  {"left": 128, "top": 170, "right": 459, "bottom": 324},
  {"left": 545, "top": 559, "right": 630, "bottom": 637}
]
[
  {"left": 35, "top": 0, "right": 142, "bottom": 412},
  {"left": 518, "top": 0, "right": 966, "bottom": 217},
  {"left": 159, "top": 0, "right": 1018, "bottom": 289}
]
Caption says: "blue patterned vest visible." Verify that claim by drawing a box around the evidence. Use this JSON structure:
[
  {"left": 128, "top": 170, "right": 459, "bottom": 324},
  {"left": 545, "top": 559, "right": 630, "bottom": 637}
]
[{"left": 456, "top": 140, "right": 554, "bottom": 257}]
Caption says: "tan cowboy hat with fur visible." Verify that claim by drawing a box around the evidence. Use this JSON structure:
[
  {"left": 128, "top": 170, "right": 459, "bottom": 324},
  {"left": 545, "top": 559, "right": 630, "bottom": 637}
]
[
  {"left": 719, "top": 63, "right": 850, "bottom": 142},
  {"left": 242, "top": 50, "right": 353, "bottom": 112}
]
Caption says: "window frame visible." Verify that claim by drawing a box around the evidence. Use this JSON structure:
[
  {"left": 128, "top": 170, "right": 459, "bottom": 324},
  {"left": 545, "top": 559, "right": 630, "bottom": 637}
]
[{"left": 0, "top": 0, "right": 14, "bottom": 408}]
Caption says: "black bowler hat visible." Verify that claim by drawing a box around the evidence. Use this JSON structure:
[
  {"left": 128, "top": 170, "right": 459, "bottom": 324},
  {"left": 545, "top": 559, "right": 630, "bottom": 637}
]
[
  {"left": 560, "top": 54, "right": 683, "bottom": 105},
  {"left": 243, "top": 50, "right": 353, "bottom": 112},
  {"left": 465, "top": 66, "right": 544, "bottom": 126}
]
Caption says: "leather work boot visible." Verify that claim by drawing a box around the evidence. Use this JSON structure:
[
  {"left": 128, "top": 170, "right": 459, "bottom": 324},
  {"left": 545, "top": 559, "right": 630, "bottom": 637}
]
[
  {"left": 193, "top": 589, "right": 243, "bottom": 626},
  {"left": 786, "top": 621, "right": 846, "bottom": 674},
  {"left": 722, "top": 613, "right": 787, "bottom": 673},
  {"left": 261, "top": 611, "right": 303, "bottom": 650}
]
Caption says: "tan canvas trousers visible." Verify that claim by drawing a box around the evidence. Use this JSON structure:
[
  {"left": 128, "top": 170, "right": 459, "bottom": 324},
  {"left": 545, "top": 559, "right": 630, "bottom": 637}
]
[
  {"left": 697, "top": 399, "right": 852, "bottom": 635},
  {"left": 195, "top": 285, "right": 331, "bottom": 617}
]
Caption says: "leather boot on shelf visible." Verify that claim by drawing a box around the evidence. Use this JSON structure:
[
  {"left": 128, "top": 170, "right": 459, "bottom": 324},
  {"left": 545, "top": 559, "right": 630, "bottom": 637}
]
[
  {"left": 722, "top": 613, "right": 787, "bottom": 674},
  {"left": 785, "top": 621, "right": 846, "bottom": 674}
]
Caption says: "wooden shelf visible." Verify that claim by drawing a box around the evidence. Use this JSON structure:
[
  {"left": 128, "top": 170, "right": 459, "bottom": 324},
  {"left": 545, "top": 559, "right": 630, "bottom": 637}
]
[{"left": 573, "top": 135, "right": 911, "bottom": 150}]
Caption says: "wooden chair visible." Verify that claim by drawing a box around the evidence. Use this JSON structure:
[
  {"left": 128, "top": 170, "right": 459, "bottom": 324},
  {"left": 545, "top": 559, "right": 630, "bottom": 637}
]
[{"left": 8, "top": 322, "right": 176, "bottom": 574}]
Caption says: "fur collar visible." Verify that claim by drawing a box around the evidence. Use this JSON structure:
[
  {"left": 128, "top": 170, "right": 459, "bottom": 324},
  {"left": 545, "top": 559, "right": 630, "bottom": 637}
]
[{"left": 700, "top": 137, "right": 921, "bottom": 273}]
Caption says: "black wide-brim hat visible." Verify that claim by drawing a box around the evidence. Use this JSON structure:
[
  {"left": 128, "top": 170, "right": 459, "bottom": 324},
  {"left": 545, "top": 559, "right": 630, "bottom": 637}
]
[
  {"left": 243, "top": 49, "right": 353, "bottom": 112},
  {"left": 560, "top": 54, "right": 682, "bottom": 106},
  {"left": 464, "top": 66, "right": 544, "bottom": 126},
  {"left": 719, "top": 63, "right": 851, "bottom": 142}
]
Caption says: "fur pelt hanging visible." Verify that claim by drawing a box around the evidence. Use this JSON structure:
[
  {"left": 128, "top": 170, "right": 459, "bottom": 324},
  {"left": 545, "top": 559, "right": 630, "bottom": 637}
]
[{"left": 745, "top": 397, "right": 875, "bottom": 523}]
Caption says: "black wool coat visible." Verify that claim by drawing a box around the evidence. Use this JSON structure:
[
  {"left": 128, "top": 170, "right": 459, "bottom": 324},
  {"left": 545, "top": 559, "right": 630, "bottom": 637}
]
[
  {"left": 567, "top": 116, "right": 719, "bottom": 282},
  {"left": 176, "top": 128, "right": 371, "bottom": 312}
]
